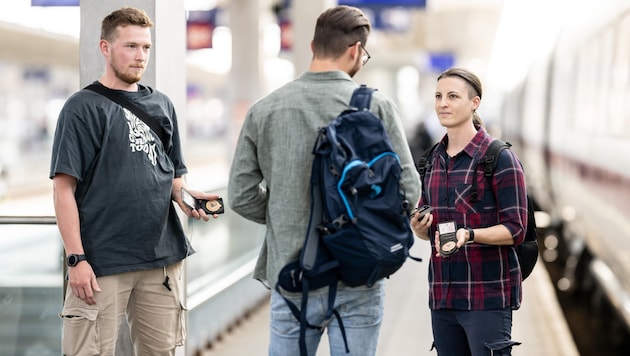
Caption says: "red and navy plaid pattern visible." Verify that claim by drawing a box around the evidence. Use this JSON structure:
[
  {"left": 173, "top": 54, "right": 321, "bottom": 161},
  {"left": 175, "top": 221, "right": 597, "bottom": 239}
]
[{"left": 419, "top": 128, "right": 527, "bottom": 310}]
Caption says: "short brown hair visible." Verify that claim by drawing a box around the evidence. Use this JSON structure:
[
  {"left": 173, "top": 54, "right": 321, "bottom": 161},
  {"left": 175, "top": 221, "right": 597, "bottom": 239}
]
[
  {"left": 101, "top": 7, "right": 154, "bottom": 42},
  {"left": 312, "top": 5, "right": 371, "bottom": 60}
]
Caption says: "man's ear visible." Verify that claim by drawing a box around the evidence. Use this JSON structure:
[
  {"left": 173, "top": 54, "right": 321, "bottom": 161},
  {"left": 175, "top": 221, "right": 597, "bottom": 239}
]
[
  {"left": 99, "top": 39, "right": 109, "bottom": 55},
  {"left": 348, "top": 41, "right": 359, "bottom": 60}
]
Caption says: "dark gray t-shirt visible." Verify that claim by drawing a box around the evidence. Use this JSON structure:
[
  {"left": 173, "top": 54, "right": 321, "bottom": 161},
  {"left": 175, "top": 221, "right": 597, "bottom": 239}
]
[{"left": 50, "top": 82, "right": 191, "bottom": 277}]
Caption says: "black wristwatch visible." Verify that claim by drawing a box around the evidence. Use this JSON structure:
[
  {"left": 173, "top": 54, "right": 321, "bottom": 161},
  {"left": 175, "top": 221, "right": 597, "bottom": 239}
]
[
  {"left": 466, "top": 227, "right": 475, "bottom": 242},
  {"left": 67, "top": 254, "right": 87, "bottom": 267}
]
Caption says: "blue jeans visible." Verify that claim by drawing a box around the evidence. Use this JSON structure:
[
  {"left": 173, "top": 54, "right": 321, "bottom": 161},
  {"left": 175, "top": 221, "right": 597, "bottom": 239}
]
[
  {"left": 269, "top": 281, "right": 384, "bottom": 356},
  {"left": 431, "top": 308, "right": 520, "bottom": 356}
]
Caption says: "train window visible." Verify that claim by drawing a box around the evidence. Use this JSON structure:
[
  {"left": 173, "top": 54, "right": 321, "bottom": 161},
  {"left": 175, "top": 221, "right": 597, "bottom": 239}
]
[
  {"left": 574, "top": 44, "right": 598, "bottom": 134},
  {"left": 597, "top": 28, "right": 615, "bottom": 137},
  {"left": 549, "top": 47, "right": 576, "bottom": 136},
  {"left": 610, "top": 12, "right": 630, "bottom": 138}
]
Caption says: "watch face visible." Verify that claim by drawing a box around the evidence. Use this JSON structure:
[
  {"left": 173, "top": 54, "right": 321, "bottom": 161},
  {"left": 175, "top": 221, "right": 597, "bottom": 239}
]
[
  {"left": 68, "top": 255, "right": 77, "bottom": 266},
  {"left": 68, "top": 254, "right": 85, "bottom": 266}
]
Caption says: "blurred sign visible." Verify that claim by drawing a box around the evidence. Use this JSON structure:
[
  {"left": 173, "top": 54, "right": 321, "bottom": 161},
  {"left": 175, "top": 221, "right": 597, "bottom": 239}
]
[
  {"left": 338, "top": 0, "right": 426, "bottom": 7},
  {"left": 187, "top": 10, "right": 217, "bottom": 50},
  {"left": 367, "top": 7, "right": 413, "bottom": 32},
  {"left": 339, "top": 1, "right": 426, "bottom": 32},
  {"left": 31, "top": 0, "right": 79, "bottom": 5},
  {"left": 429, "top": 53, "right": 455, "bottom": 73},
  {"left": 274, "top": 0, "right": 293, "bottom": 51}
]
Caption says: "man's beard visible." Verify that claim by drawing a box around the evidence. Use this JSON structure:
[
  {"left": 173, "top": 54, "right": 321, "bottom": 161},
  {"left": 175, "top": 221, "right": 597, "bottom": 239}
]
[{"left": 113, "top": 66, "right": 143, "bottom": 85}]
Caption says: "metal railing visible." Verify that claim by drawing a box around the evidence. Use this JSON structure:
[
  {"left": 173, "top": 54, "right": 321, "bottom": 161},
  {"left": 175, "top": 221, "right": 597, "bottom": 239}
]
[{"left": 0, "top": 189, "right": 268, "bottom": 355}]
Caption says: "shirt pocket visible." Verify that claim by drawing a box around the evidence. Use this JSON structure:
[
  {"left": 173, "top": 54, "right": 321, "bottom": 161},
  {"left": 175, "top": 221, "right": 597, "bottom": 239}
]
[{"left": 454, "top": 175, "right": 496, "bottom": 215}]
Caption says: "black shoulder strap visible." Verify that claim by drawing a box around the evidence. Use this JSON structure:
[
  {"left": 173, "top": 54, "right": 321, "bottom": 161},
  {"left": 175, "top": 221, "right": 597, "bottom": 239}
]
[
  {"left": 84, "top": 83, "right": 168, "bottom": 148},
  {"left": 348, "top": 84, "right": 376, "bottom": 111},
  {"left": 416, "top": 142, "right": 438, "bottom": 205},
  {"left": 481, "top": 140, "right": 512, "bottom": 176},
  {"left": 417, "top": 142, "right": 439, "bottom": 179},
  {"left": 471, "top": 140, "right": 512, "bottom": 201}
]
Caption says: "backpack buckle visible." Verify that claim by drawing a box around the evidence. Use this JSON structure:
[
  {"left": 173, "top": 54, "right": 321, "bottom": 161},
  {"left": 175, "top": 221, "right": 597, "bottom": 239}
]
[
  {"left": 481, "top": 156, "right": 496, "bottom": 176},
  {"left": 332, "top": 215, "right": 349, "bottom": 229}
]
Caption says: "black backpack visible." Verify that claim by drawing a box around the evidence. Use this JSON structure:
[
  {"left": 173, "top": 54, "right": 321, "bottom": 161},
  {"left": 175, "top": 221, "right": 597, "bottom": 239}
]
[
  {"left": 417, "top": 139, "right": 539, "bottom": 280},
  {"left": 276, "top": 85, "right": 419, "bottom": 355}
]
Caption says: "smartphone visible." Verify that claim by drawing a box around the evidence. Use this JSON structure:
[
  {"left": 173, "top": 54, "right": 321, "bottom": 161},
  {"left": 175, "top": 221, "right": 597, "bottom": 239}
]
[
  {"left": 416, "top": 205, "right": 433, "bottom": 221},
  {"left": 181, "top": 188, "right": 224, "bottom": 214},
  {"left": 437, "top": 221, "right": 458, "bottom": 257},
  {"left": 181, "top": 188, "right": 197, "bottom": 210}
]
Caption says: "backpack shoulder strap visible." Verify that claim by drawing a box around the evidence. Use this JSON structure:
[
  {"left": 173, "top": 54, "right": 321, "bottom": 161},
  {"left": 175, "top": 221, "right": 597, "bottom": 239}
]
[
  {"left": 417, "top": 142, "right": 439, "bottom": 179},
  {"left": 471, "top": 139, "right": 512, "bottom": 201},
  {"left": 417, "top": 142, "right": 438, "bottom": 204},
  {"left": 348, "top": 84, "right": 376, "bottom": 111},
  {"left": 480, "top": 140, "right": 512, "bottom": 177}
]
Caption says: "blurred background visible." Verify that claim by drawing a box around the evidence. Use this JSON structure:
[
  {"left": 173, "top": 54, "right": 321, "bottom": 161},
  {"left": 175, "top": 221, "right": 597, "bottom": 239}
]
[{"left": 1, "top": 0, "right": 629, "bottom": 355}]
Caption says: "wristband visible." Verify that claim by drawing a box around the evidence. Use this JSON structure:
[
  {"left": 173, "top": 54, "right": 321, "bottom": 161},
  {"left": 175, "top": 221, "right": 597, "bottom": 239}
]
[{"left": 466, "top": 227, "right": 475, "bottom": 242}]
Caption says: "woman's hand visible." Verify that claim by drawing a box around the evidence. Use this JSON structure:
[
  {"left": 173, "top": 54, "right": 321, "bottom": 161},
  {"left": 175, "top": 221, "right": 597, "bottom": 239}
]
[{"left": 410, "top": 209, "right": 433, "bottom": 240}]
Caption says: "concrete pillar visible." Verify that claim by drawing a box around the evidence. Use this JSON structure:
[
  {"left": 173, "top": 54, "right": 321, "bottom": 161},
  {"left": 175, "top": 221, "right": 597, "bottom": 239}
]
[
  {"left": 226, "top": 0, "right": 269, "bottom": 153},
  {"left": 78, "top": 1, "right": 187, "bottom": 354},
  {"left": 229, "top": 0, "right": 265, "bottom": 104}
]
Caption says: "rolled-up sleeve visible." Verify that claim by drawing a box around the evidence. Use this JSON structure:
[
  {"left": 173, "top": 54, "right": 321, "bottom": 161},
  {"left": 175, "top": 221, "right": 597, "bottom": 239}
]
[{"left": 494, "top": 149, "right": 528, "bottom": 245}]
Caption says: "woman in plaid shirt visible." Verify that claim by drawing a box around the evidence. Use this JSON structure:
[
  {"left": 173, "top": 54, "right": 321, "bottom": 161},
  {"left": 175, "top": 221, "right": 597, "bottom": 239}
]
[{"left": 410, "top": 68, "right": 528, "bottom": 356}]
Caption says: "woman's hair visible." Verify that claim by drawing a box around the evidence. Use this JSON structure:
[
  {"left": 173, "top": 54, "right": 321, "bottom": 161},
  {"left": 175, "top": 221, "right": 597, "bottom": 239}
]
[
  {"left": 101, "top": 7, "right": 154, "bottom": 42},
  {"left": 312, "top": 5, "right": 371, "bottom": 60},
  {"left": 437, "top": 67, "right": 484, "bottom": 128}
]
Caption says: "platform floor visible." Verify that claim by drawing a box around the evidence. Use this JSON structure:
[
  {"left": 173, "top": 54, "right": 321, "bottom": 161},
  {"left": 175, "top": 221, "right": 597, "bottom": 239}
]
[{"left": 200, "top": 241, "right": 579, "bottom": 356}]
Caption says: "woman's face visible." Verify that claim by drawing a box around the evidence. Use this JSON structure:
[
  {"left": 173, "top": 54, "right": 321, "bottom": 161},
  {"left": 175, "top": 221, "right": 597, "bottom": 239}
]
[{"left": 434, "top": 76, "right": 479, "bottom": 129}]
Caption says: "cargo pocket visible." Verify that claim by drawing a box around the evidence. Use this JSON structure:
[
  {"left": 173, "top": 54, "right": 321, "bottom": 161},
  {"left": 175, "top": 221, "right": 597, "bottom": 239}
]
[
  {"left": 60, "top": 306, "right": 100, "bottom": 356},
  {"left": 176, "top": 303, "right": 188, "bottom": 346},
  {"left": 484, "top": 339, "right": 521, "bottom": 355}
]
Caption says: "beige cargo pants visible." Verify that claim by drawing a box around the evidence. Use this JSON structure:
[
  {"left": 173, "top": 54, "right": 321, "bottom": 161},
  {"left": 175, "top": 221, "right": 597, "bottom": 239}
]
[{"left": 60, "top": 262, "right": 186, "bottom": 356}]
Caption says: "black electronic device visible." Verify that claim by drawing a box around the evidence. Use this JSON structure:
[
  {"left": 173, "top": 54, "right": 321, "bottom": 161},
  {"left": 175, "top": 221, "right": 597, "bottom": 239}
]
[{"left": 415, "top": 205, "right": 433, "bottom": 220}]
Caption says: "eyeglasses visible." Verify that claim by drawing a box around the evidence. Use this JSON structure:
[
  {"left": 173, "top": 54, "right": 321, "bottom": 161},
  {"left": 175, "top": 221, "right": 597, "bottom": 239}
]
[
  {"left": 359, "top": 43, "right": 371, "bottom": 65},
  {"left": 348, "top": 42, "right": 371, "bottom": 65}
]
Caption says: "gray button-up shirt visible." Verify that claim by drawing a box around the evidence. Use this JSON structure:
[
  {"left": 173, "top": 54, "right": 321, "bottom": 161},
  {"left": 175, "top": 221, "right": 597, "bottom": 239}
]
[{"left": 228, "top": 70, "right": 420, "bottom": 288}]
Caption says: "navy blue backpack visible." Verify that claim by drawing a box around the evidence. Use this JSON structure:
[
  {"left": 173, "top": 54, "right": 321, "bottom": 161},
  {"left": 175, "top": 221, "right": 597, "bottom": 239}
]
[{"left": 276, "top": 85, "right": 418, "bottom": 355}]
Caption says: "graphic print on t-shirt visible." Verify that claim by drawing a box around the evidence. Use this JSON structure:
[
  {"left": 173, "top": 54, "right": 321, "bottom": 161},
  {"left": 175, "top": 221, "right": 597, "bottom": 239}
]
[{"left": 123, "top": 108, "right": 158, "bottom": 166}]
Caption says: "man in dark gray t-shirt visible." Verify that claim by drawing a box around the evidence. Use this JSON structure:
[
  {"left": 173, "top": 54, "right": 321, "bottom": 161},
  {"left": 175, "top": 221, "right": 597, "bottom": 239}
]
[{"left": 49, "top": 7, "right": 220, "bottom": 355}]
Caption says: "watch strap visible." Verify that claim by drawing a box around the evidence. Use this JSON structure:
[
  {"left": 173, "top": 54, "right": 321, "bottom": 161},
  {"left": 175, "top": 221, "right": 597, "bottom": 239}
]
[
  {"left": 466, "top": 227, "right": 475, "bottom": 242},
  {"left": 67, "top": 254, "right": 87, "bottom": 266}
]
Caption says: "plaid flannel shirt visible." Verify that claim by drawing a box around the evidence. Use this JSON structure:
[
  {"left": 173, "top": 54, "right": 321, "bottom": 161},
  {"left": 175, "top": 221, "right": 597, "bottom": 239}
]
[{"left": 420, "top": 128, "right": 527, "bottom": 310}]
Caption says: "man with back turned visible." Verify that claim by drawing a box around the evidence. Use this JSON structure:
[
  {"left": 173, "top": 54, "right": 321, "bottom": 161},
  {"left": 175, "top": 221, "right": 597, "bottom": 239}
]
[{"left": 228, "top": 5, "right": 420, "bottom": 355}]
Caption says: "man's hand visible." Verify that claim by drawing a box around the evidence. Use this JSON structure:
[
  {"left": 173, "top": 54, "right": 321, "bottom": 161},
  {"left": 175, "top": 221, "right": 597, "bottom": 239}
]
[{"left": 68, "top": 262, "right": 101, "bottom": 305}]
